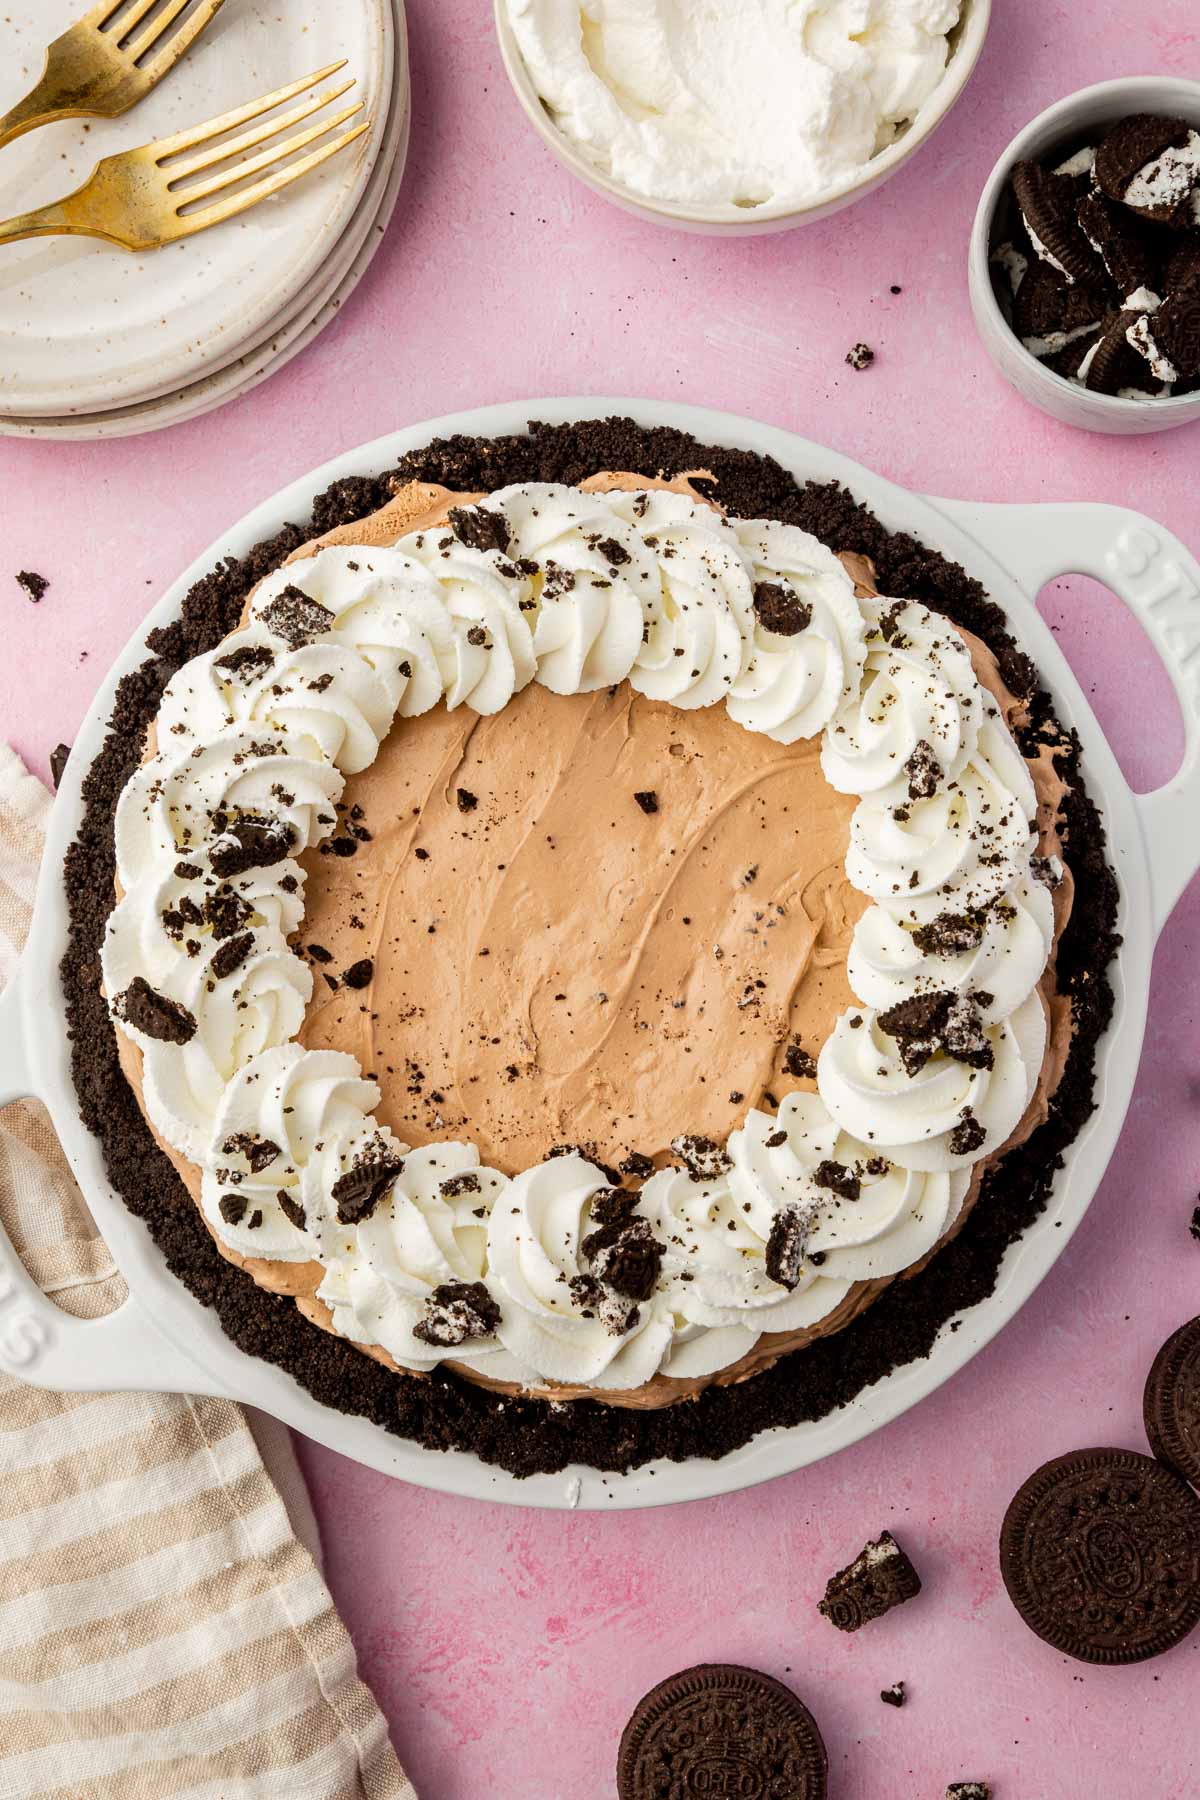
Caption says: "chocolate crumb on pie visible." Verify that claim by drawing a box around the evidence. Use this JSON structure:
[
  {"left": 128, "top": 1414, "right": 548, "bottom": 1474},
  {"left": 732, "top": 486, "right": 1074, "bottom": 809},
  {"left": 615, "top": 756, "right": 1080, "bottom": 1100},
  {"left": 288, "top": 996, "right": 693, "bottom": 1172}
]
[
  {"left": 412, "top": 1280, "right": 501, "bottom": 1348},
  {"left": 113, "top": 977, "right": 196, "bottom": 1045},
  {"left": 342, "top": 958, "right": 374, "bottom": 990},
  {"left": 456, "top": 787, "right": 478, "bottom": 813},
  {"left": 620, "top": 1150, "right": 655, "bottom": 1182},
  {"left": 765, "top": 1206, "right": 813, "bottom": 1289},
  {"left": 947, "top": 1108, "right": 987, "bottom": 1157},
  {"left": 209, "top": 818, "right": 293, "bottom": 878},
  {"left": 331, "top": 1152, "right": 405, "bottom": 1225},
  {"left": 783, "top": 1039, "right": 817, "bottom": 1079},
  {"left": 671, "top": 1134, "right": 732, "bottom": 1182},
  {"left": 214, "top": 644, "right": 274, "bottom": 682},
  {"left": 814, "top": 1159, "right": 861, "bottom": 1201},
  {"left": 753, "top": 580, "right": 813, "bottom": 636},
  {"left": 221, "top": 1133, "right": 280, "bottom": 1173},
  {"left": 903, "top": 738, "right": 941, "bottom": 800},
  {"left": 911, "top": 911, "right": 986, "bottom": 956},
  {"left": 878, "top": 991, "right": 993, "bottom": 1076},
  {"left": 210, "top": 931, "right": 253, "bottom": 979},
  {"left": 819, "top": 1531, "right": 922, "bottom": 1631},
  {"left": 259, "top": 586, "right": 335, "bottom": 650},
  {"left": 218, "top": 1194, "right": 247, "bottom": 1226},
  {"left": 633, "top": 789, "right": 659, "bottom": 814},
  {"left": 448, "top": 504, "right": 510, "bottom": 554},
  {"left": 277, "top": 1192, "right": 306, "bottom": 1230}
]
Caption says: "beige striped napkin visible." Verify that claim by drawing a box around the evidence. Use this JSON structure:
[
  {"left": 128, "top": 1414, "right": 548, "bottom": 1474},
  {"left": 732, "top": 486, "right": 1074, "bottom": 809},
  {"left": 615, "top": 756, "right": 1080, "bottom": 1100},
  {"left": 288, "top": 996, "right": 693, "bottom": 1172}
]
[{"left": 0, "top": 744, "right": 416, "bottom": 1800}]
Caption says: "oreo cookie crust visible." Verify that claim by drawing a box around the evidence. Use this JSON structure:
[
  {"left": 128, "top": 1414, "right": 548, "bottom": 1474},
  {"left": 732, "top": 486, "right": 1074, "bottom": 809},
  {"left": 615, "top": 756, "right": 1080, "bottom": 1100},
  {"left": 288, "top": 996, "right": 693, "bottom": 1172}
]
[
  {"left": 1144, "top": 1317, "right": 1200, "bottom": 1488},
  {"left": 617, "top": 1664, "right": 827, "bottom": 1800},
  {"left": 1000, "top": 1448, "right": 1200, "bottom": 1664},
  {"left": 62, "top": 415, "right": 1119, "bottom": 1480}
]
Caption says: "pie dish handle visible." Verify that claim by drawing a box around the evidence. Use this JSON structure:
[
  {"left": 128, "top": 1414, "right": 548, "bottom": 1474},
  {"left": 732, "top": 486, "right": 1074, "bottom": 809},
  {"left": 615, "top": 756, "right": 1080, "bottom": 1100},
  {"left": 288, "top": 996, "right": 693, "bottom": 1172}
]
[
  {"left": 0, "top": 970, "right": 228, "bottom": 1398},
  {"left": 924, "top": 496, "right": 1200, "bottom": 936}
]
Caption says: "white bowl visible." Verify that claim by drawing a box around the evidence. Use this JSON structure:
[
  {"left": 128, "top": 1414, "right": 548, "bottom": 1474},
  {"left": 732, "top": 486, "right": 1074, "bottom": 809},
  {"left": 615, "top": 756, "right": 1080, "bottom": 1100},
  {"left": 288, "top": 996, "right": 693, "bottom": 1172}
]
[
  {"left": 969, "top": 77, "right": 1200, "bottom": 435},
  {"left": 494, "top": 0, "right": 991, "bottom": 236},
  {"left": 3, "top": 398, "right": 1199, "bottom": 1510}
]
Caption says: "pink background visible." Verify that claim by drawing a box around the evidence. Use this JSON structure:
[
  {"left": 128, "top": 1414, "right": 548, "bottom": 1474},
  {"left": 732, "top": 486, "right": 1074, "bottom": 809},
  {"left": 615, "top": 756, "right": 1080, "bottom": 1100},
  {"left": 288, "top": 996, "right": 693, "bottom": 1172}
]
[{"left": 3, "top": 1, "right": 1199, "bottom": 1795}]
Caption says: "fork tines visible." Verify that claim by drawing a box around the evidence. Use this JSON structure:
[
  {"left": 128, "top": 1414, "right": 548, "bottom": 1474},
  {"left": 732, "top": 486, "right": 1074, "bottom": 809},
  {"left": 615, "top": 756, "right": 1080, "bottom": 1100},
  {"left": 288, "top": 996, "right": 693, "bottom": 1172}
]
[{"left": 89, "top": 0, "right": 227, "bottom": 81}]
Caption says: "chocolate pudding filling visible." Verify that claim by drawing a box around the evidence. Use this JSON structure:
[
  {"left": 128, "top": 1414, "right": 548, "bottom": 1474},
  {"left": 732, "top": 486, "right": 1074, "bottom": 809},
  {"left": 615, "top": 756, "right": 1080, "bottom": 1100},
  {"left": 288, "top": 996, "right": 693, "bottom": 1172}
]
[{"left": 63, "top": 417, "right": 1118, "bottom": 1478}]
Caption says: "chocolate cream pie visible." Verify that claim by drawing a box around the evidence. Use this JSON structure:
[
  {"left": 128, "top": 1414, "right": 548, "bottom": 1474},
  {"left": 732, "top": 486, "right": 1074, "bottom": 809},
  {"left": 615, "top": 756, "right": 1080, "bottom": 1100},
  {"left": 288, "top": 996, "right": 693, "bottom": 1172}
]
[{"left": 100, "top": 456, "right": 1077, "bottom": 1414}]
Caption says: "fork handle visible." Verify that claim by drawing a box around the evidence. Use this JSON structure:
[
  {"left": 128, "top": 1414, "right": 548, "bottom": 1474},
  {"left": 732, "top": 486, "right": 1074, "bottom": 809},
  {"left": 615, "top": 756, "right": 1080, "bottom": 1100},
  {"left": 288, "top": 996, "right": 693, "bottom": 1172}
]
[
  {"left": 0, "top": 198, "right": 90, "bottom": 248},
  {"left": 0, "top": 75, "right": 64, "bottom": 155}
]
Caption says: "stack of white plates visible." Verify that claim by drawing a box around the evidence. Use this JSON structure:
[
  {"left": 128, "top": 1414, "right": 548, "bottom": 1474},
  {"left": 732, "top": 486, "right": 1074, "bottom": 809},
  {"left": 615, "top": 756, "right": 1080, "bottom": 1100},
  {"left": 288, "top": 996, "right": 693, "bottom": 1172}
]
[{"left": 0, "top": 0, "right": 408, "bottom": 439}]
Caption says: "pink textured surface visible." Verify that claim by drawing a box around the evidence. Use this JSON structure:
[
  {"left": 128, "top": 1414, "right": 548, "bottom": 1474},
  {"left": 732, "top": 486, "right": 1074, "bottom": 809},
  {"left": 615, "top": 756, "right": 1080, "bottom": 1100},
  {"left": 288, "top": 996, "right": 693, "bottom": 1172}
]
[{"left": 3, "top": 1, "right": 1199, "bottom": 1794}]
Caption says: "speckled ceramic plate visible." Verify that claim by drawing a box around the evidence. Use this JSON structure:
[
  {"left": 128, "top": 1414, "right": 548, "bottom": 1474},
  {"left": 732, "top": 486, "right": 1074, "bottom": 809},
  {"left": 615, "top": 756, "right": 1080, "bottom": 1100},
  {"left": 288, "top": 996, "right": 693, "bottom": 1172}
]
[
  {"left": 0, "top": 0, "right": 391, "bottom": 416},
  {"left": 0, "top": 0, "right": 409, "bottom": 441}
]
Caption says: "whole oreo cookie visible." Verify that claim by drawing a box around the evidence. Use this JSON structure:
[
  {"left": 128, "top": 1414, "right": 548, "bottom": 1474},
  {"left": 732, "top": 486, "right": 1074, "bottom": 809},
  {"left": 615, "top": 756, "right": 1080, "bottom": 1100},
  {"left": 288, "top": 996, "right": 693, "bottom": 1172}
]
[
  {"left": 1000, "top": 1447, "right": 1200, "bottom": 1664},
  {"left": 617, "top": 1664, "right": 827, "bottom": 1800},
  {"left": 1144, "top": 1317, "right": 1200, "bottom": 1488},
  {"left": 1094, "top": 114, "right": 1197, "bottom": 224},
  {"left": 1012, "top": 161, "right": 1106, "bottom": 285}
]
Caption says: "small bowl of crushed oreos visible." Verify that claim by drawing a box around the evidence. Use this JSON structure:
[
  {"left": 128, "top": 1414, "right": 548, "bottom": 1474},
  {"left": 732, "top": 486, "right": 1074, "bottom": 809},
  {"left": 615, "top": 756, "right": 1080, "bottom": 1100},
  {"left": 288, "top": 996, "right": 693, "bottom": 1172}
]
[{"left": 970, "top": 78, "right": 1200, "bottom": 434}]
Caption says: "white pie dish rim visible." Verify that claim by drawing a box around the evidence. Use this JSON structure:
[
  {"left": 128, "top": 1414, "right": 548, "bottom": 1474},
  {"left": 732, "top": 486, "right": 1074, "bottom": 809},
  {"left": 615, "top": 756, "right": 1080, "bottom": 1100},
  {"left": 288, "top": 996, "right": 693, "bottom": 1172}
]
[{"left": 1, "top": 396, "right": 1198, "bottom": 1511}]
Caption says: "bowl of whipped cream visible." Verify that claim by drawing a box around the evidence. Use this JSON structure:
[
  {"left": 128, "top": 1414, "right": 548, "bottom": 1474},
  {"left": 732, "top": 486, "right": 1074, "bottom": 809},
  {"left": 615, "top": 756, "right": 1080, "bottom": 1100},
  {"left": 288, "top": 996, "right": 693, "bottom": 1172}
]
[{"left": 495, "top": 0, "right": 990, "bottom": 233}]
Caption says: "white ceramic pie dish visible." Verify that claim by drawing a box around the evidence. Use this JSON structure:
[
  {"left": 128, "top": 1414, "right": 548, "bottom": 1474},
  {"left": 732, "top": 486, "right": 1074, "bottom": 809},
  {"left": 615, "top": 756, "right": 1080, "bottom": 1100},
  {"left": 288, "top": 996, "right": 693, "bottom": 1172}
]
[
  {"left": 1, "top": 397, "right": 1198, "bottom": 1511},
  {"left": 494, "top": 0, "right": 991, "bottom": 235}
]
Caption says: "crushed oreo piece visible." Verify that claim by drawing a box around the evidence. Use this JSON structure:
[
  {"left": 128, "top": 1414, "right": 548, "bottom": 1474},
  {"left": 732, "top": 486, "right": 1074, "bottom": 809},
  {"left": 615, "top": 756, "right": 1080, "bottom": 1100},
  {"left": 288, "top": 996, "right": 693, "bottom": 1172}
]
[
  {"left": 1013, "top": 159, "right": 1106, "bottom": 284},
  {"left": 945, "top": 1786, "right": 990, "bottom": 1800},
  {"left": 246, "top": 1210, "right": 263, "bottom": 1231},
  {"left": 221, "top": 1133, "right": 280, "bottom": 1173},
  {"left": 210, "top": 931, "right": 253, "bottom": 980},
  {"left": 947, "top": 1108, "right": 987, "bottom": 1157},
  {"left": 331, "top": 1154, "right": 405, "bottom": 1224},
  {"left": 911, "top": 911, "right": 986, "bottom": 956},
  {"left": 440, "top": 1171, "right": 482, "bottom": 1199},
  {"left": 456, "top": 787, "right": 478, "bottom": 813},
  {"left": 50, "top": 743, "right": 71, "bottom": 791},
  {"left": 633, "top": 790, "right": 659, "bottom": 815},
  {"left": 259, "top": 586, "right": 335, "bottom": 650},
  {"left": 1190, "top": 1203, "right": 1200, "bottom": 1244},
  {"left": 448, "top": 505, "right": 510, "bottom": 554},
  {"left": 218, "top": 1194, "right": 247, "bottom": 1227},
  {"left": 587, "top": 1213, "right": 663, "bottom": 1303},
  {"left": 205, "top": 887, "right": 253, "bottom": 941},
  {"left": 753, "top": 580, "right": 813, "bottom": 637},
  {"left": 277, "top": 1192, "right": 306, "bottom": 1231},
  {"left": 846, "top": 343, "right": 875, "bottom": 370},
  {"left": 670, "top": 1135, "right": 732, "bottom": 1182},
  {"left": 413, "top": 1280, "right": 502, "bottom": 1348},
  {"left": 880, "top": 1683, "right": 906, "bottom": 1708},
  {"left": 1095, "top": 114, "right": 1197, "bottom": 223},
  {"left": 209, "top": 818, "right": 292, "bottom": 878},
  {"left": 783, "top": 1040, "right": 817, "bottom": 1079},
  {"left": 214, "top": 644, "right": 274, "bottom": 682},
  {"left": 765, "top": 1207, "right": 813, "bottom": 1289},
  {"left": 113, "top": 977, "right": 196, "bottom": 1045},
  {"left": 904, "top": 739, "right": 941, "bottom": 800},
  {"left": 878, "top": 991, "right": 993, "bottom": 1076},
  {"left": 819, "top": 1531, "right": 922, "bottom": 1632},
  {"left": 307, "top": 943, "right": 333, "bottom": 964},
  {"left": 342, "top": 958, "right": 374, "bottom": 990},
  {"left": 619, "top": 1150, "right": 655, "bottom": 1182},
  {"left": 814, "top": 1160, "right": 862, "bottom": 1202},
  {"left": 568, "top": 1273, "right": 639, "bottom": 1336}
]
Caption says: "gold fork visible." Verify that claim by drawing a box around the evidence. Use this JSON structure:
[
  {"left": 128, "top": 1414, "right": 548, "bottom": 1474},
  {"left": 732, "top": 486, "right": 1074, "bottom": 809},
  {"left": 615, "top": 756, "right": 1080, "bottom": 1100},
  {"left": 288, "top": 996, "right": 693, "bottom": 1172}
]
[
  {"left": 0, "top": 0, "right": 228, "bottom": 153},
  {"left": 0, "top": 65, "right": 369, "bottom": 253}
]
